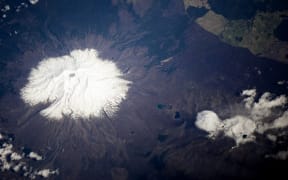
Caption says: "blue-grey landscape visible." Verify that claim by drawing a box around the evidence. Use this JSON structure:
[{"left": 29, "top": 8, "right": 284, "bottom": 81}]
[{"left": 0, "top": 0, "right": 288, "bottom": 179}]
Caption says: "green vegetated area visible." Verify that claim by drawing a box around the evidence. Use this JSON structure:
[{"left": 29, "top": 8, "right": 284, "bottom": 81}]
[
  {"left": 220, "top": 11, "right": 288, "bottom": 61},
  {"left": 184, "top": 0, "right": 288, "bottom": 62}
]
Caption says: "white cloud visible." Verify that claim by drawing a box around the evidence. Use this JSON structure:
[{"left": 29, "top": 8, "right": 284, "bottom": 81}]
[
  {"left": 222, "top": 116, "right": 256, "bottom": 145},
  {"left": 266, "top": 134, "right": 277, "bottom": 142},
  {"left": 4, "top": 5, "right": 10, "bottom": 11},
  {"left": 37, "top": 169, "right": 59, "bottom": 178},
  {"left": 266, "top": 149, "right": 288, "bottom": 160},
  {"left": 21, "top": 49, "right": 131, "bottom": 120},
  {"left": 28, "top": 152, "right": 43, "bottom": 161},
  {"left": 195, "top": 111, "right": 222, "bottom": 138},
  {"left": 274, "top": 150, "right": 288, "bottom": 160},
  {"left": 241, "top": 89, "right": 256, "bottom": 109},
  {"left": 271, "top": 111, "right": 288, "bottom": 129},
  {"left": 195, "top": 89, "right": 288, "bottom": 146},
  {"left": 29, "top": 0, "right": 39, "bottom": 5},
  {"left": 12, "top": 162, "right": 25, "bottom": 172},
  {"left": 1, "top": 5, "right": 10, "bottom": 12},
  {"left": 277, "top": 80, "right": 287, "bottom": 85},
  {"left": 11, "top": 152, "right": 22, "bottom": 161}
]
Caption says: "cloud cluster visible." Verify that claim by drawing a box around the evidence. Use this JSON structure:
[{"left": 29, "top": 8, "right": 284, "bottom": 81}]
[
  {"left": 1, "top": 1, "right": 32, "bottom": 20},
  {"left": 0, "top": 133, "right": 58, "bottom": 179},
  {"left": 21, "top": 49, "right": 131, "bottom": 120},
  {"left": 195, "top": 89, "right": 288, "bottom": 146},
  {"left": 196, "top": 111, "right": 256, "bottom": 145},
  {"left": 244, "top": 91, "right": 287, "bottom": 121}
]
